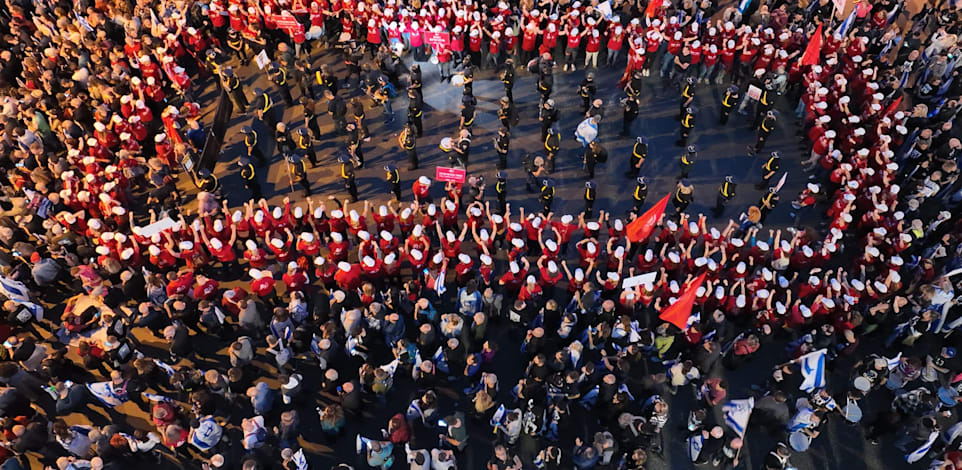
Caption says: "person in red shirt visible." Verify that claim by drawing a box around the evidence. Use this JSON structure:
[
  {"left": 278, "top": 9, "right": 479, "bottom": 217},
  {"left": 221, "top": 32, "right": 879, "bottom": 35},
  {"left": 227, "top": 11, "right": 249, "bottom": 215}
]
[
  {"left": 250, "top": 268, "right": 278, "bottom": 303},
  {"left": 605, "top": 25, "right": 625, "bottom": 67},
  {"left": 413, "top": 176, "right": 431, "bottom": 204},
  {"left": 538, "top": 258, "right": 563, "bottom": 299},
  {"left": 585, "top": 29, "right": 602, "bottom": 68},
  {"left": 193, "top": 274, "right": 220, "bottom": 301},
  {"left": 282, "top": 262, "right": 309, "bottom": 294},
  {"left": 166, "top": 269, "right": 195, "bottom": 298},
  {"left": 334, "top": 261, "right": 363, "bottom": 291}
]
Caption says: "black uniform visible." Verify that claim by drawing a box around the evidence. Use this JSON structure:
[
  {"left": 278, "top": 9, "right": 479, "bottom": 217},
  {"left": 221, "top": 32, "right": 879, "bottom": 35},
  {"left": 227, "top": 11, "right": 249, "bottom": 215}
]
[
  {"left": 328, "top": 95, "right": 348, "bottom": 133},
  {"left": 720, "top": 87, "right": 739, "bottom": 124},
  {"left": 750, "top": 113, "right": 777, "bottom": 154},
  {"left": 341, "top": 161, "right": 358, "bottom": 202},
  {"left": 754, "top": 86, "right": 776, "bottom": 129},
  {"left": 495, "top": 177, "right": 508, "bottom": 214},
  {"left": 243, "top": 130, "right": 267, "bottom": 166},
  {"left": 673, "top": 186, "right": 693, "bottom": 214},
  {"left": 628, "top": 139, "right": 647, "bottom": 176},
  {"left": 401, "top": 129, "right": 418, "bottom": 170},
  {"left": 584, "top": 183, "right": 597, "bottom": 218},
  {"left": 538, "top": 74, "right": 554, "bottom": 104},
  {"left": 540, "top": 182, "right": 555, "bottom": 216},
  {"left": 224, "top": 73, "right": 248, "bottom": 110},
  {"left": 407, "top": 93, "right": 424, "bottom": 137},
  {"left": 302, "top": 98, "right": 323, "bottom": 140},
  {"left": 386, "top": 167, "right": 402, "bottom": 200},
  {"left": 252, "top": 92, "right": 278, "bottom": 136},
  {"left": 269, "top": 65, "right": 294, "bottom": 106},
  {"left": 714, "top": 180, "right": 737, "bottom": 217},
  {"left": 584, "top": 142, "right": 607, "bottom": 180},
  {"left": 540, "top": 105, "right": 559, "bottom": 140},
  {"left": 240, "top": 161, "right": 262, "bottom": 199},
  {"left": 759, "top": 190, "right": 779, "bottom": 223},
  {"left": 579, "top": 77, "right": 596, "bottom": 112},
  {"left": 288, "top": 155, "right": 311, "bottom": 196},
  {"left": 544, "top": 131, "right": 560, "bottom": 172},
  {"left": 347, "top": 128, "right": 364, "bottom": 168},
  {"left": 677, "top": 108, "right": 695, "bottom": 146},
  {"left": 495, "top": 131, "right": 511, "bottom": 169},
  {"left": 460, "top": 103, "right": 476, "bottom": 129},
  {"left": 295, "top": 131, "right": 318, "bottom": 167},
  {"left": 276, "top": 129, "right": 294, "bottom": 156},
  {"left": 757, "top": 153, "right": 780, "bottom": 189},
  {"left": 632, "top": 180, "right": 648, "bottom": 212},
  {"left": 622, "top": 97, "right": 640, "bottom": 137},
  {"left": 679, "top": 81, "right": 695, "bottom": 117},
  {"left": 500, "top": 64, "right": 515, "bottom": 102},
  {"left": 316, "top": 69, "right": 338, "bottom": 96},
  {"left": 679, "top": 149, "right": 696, "bottom": 179},
  {"left": 498, "top": 100, "right": 517, "bottom": 129},
  {"left": 453, "top": 136, "right": 471, "bottom": 167}
]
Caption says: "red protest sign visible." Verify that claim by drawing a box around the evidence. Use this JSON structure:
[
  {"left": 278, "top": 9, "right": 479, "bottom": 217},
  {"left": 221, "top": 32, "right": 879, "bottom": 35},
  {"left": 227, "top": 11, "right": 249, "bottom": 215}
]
[
  {"left": 424, "top": 31, "right": 450, "bottom": 49},
  {"left": 272, "top": 14, "right": 303, "bottom": 32},
  {"left": 435, "top": 166, "right": 466, "bottom": 183}
]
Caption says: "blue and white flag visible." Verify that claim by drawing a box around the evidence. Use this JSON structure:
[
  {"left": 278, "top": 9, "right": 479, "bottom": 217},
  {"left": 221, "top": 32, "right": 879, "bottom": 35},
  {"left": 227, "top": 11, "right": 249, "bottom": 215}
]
[
  {"left": 737, "top": 0, "right": 752, "bottom": 14},
  {"left": 686, "top": 311, "right": 701, "bottom": 329},
  {"left": 798, "top": 349, "right": 827, "bottom": 392},
  {"left": 153, "top": 359, "right": 177, "bottom": 377},
  {"left": 434, "top": 269, "right": 447, "bottom": 295},
  {"left": 0, "top": 276, "right": 43, "bottom": 321},
  {"left": 886, "top": 352, "right": 903, "bottom": 370},
  {"left": 835, "top": 8, "right": 857, "bottom": 37},
  {"left": 291, "top": 449, "right": 309, "bottom": 470},
  {"left": 723, "top": 397, "right": 755, "bottom": 437},
  {"left": 907, "top": 430, "right": 939, "bottom": 463}
]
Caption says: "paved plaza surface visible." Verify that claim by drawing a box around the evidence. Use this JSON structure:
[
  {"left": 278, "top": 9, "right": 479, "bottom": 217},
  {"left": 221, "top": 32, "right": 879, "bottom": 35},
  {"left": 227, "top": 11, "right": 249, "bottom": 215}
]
[{"left": 47, "top": 45, "right": 924, "bottom": 470}]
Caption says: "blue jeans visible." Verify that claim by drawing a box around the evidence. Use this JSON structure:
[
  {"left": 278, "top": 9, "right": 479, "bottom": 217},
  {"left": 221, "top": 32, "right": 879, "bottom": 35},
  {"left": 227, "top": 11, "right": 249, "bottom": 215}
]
[
  {"left": 56, "top": 385, "right": 93, "bottom": 415},
  {"left": 383, "top": 100, "right": 394, "bottom": 120},
  {"left": 660, "top": 53, "right": 675, "bottom": 77}
]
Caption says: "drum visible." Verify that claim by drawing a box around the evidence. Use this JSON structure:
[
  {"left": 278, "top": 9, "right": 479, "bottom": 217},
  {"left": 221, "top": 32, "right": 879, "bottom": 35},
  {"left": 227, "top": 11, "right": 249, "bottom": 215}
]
[
  {"left": 338, "top": 32, "right": 351, "bottom": 43},
  {"left": 938, "top": 386, "right": 959, "bottom": 407},
  {"left": 789, "top": 431, "right": 811, "bottom": 452},
  {"left": 429, "top": 55, "right": 439, "bottom": 64},
  {"left": 439, "top": 137, "right": 454, "bottom": 152},
  {"left": 853, "top": 377, "right": 872, "bottom": 393},
  {"left": 450, "top": 75, "right": 465, "bottom": 86},
  {"left": 843, "top": 401, "right": 863, "bottom": 423}
]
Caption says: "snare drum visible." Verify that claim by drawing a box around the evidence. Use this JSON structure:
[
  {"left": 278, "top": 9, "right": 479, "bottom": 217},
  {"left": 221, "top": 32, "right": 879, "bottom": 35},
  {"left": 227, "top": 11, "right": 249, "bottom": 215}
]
[{"left": 439, "top": 137, "right": 454, "bottom": 152}]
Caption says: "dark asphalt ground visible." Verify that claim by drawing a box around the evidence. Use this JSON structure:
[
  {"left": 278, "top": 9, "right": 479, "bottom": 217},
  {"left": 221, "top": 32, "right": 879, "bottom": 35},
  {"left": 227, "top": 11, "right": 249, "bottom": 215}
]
[{"left": 47, "top": 42, "right": 922, "bottom": 470}]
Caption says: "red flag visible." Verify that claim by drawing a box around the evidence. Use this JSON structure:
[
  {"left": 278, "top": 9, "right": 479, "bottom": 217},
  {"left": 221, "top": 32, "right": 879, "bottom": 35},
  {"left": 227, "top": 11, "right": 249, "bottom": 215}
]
[
  {"left": 659, "top": 272, "right": 708, "bottom": 330},
  {"left": 645, "top": 0, "right": 662, "bottom": 17},
  {"left": 626, "top": 194, "right": 669, "bottom": 242},
  {"left": 883, "top": 95, "right": 903, "bottom": 117},
  {"left": 799, "top": 24, "right": 823, "bottom": 66}
]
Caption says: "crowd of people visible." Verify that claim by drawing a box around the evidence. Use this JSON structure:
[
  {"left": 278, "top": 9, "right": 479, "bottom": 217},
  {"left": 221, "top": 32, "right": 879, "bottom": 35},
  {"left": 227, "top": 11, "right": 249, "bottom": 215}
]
[{"left": 2, "top": 0, "right": 962, "bottom": 468}]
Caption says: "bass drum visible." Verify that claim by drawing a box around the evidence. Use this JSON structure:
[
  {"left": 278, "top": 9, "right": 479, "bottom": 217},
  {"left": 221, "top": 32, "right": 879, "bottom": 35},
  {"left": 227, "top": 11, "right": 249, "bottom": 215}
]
[{"left": 789, "top": 430, "right": 811, "bottom": 452}]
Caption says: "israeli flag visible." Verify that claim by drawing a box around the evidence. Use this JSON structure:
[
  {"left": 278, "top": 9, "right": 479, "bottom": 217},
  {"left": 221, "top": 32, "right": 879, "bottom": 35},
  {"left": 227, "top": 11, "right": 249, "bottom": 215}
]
[
  {"left": 490, "top": 404, "right": 507, "bottom": 428},
  {"left": 906, "top": 430, "right": 939, "bottom": 463},
  {"left": 0, "top": 276, "right": 43, "bottom": 321},
  {"left": 737, "top": 0, "right": 752, "bottom": 14},
  {"left": 435, "top": 270, "right": 447, "bottom": 295},
  {"left": 723, "top": 397, "right": 755, "bottom": 437},
  {"left": 380, "top": 359, "right": 400, "bottom": 376},
  {"left": 686, "top": 311, "right": 701, "bottom": 330},
  {"left": 798, "top": 349, "right": 827, "bottom": 392},
  {"left": 291, "top": 449, "right": 309, "bottom": 470},
  {"left": 153, "top": 359, "right": 177, "bottom": 378},
  {"left": 835, "top": 8, "right": 857, "bottom": 37},
  {"left": 886, "top": 352, "right": 903, "bottom": 370}
]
